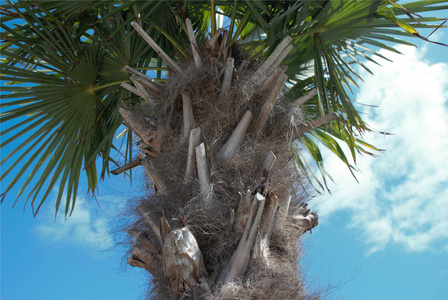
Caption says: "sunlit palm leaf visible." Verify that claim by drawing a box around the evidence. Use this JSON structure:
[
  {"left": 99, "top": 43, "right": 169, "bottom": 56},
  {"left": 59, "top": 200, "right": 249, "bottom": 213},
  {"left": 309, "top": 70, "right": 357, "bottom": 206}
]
[
  {"left": 271, "top": 0, "right": 447, "bottom": 189},
  {"left": 1, "top": 2, "right": 132, "bottom": 215}
]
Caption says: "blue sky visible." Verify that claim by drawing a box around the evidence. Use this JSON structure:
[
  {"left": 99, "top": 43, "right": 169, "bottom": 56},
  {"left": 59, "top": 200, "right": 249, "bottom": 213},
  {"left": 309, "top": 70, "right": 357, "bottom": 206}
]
[{"left": 2, "top": 11, "right": 448, "bottom": 300}]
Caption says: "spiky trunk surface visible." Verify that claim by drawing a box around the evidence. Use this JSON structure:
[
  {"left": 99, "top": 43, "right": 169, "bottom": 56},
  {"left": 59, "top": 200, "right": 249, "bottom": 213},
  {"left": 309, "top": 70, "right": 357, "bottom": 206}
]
[{"left": 118, "top": 21, "right": 327, "bottom": 299}]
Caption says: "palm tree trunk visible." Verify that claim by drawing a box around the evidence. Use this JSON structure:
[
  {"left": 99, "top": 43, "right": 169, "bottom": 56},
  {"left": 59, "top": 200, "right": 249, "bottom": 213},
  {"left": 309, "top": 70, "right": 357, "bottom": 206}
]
[{"left": 117, "top": 21, "right": 330, "bottom": 299}]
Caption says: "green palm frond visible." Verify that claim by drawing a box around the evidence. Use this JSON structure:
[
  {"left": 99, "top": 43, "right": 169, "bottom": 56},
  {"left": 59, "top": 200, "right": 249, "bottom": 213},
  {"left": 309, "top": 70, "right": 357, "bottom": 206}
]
[
  {"left": 1, "top": 1, "right": 139, "bottom": 215},
  {"left": 1, "top": 6, "right": 122, "bottom": 215},
  {"left": 268, "top": 0, "right": 446, "bottom": 189}
]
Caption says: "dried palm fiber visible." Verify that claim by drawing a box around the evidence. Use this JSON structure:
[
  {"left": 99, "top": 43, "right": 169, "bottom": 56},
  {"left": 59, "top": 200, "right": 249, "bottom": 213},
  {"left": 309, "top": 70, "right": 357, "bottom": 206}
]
[{"left": 117, "top": 20, "right": 331, "bottom": 299}]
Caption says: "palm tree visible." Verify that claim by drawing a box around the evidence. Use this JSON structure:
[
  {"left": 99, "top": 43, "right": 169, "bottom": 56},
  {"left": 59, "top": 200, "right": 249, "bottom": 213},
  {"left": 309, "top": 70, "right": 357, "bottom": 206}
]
[{"left": 1, "top": 0, "right": 446, "bottom": 298}]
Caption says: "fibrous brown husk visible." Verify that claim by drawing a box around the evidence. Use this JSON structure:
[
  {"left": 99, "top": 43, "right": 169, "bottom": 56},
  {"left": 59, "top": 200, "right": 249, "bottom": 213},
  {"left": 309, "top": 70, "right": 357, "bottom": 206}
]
[{"left": 121, "top": 30, "right": 318, "bottom": 299}]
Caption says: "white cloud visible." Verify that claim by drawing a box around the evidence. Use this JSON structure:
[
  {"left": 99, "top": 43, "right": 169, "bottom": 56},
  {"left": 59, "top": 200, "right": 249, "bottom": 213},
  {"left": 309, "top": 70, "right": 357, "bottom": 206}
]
[
  {"left": 312, "top": 44, "right": 448, "bottom": 255},
  {"left": 35, "top": 193, "right": 125, "bottom": 254}
]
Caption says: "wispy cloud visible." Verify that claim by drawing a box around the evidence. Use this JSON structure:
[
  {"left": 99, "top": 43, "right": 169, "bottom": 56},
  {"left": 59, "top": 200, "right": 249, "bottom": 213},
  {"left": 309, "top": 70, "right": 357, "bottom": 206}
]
[
  {"left": 35, "top": 193, "right": 125, "bottom": 255},
  {"left": 312, "top": 44, "right": 448, "bottom": 255}
]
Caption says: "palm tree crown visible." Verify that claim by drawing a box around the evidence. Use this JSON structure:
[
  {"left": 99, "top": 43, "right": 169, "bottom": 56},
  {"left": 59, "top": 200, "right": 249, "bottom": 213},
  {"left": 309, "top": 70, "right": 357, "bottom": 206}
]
[{"left": 1, "top": 0, "right": 446, "bottom": 213}]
